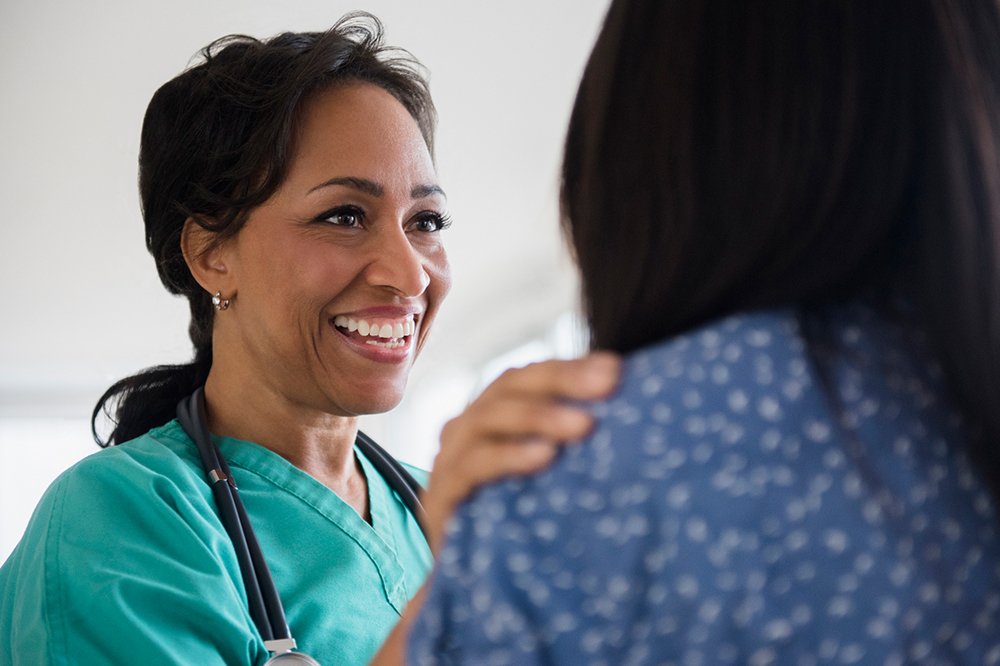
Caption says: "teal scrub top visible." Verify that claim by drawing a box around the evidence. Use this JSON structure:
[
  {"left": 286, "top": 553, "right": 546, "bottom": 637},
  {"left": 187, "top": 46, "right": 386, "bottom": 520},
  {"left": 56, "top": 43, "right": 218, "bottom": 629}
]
[{"left": 0, "top": 420, "right": 431, "bottom": 665}]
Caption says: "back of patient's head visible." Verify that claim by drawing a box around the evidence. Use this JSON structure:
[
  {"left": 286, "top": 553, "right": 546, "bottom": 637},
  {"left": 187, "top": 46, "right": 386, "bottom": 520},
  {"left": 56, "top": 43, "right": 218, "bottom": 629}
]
[{"left": 562, "top": 0, "right": 1000, "bottom": 492}]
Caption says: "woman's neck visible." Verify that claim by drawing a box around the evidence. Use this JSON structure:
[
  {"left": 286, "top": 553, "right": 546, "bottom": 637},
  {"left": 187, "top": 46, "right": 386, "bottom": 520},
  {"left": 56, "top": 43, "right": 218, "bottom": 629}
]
[{"left": 200, "top": 369, "right": 371, "bottom": 521}]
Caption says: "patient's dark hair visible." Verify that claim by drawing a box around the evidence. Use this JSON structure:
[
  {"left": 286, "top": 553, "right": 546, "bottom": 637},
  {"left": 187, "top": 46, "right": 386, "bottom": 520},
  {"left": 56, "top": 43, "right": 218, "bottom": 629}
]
[
  {"left": 93, "top": 11, "right": 436, "bottom": 446},
  {"left": 562, "top": 0, "right": 1000, "bottom": 496}
]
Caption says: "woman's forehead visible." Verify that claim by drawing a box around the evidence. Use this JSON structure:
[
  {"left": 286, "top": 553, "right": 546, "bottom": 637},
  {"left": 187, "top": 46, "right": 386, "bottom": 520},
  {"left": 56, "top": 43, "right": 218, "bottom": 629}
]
[{"left": 287, "top": 82, "right": 435, "bottom": 188}]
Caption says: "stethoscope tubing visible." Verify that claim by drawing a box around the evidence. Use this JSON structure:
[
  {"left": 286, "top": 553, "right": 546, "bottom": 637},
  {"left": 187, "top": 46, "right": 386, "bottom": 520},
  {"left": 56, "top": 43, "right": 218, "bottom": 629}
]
[
  {"left": 175, "top": 386, "right": 427, "bottom": 663},
  {"left": 178, "top": 388, "right": 289, "bottom": 642},
  {"left": 354, "top": 429, "right": 428, "bottom": 536}
]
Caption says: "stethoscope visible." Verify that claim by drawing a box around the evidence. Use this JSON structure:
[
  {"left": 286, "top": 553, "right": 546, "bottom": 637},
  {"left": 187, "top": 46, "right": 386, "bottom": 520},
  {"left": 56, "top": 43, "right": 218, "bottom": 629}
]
[{"left": 176, "top": 387, "right": 427, "bottom": 665}]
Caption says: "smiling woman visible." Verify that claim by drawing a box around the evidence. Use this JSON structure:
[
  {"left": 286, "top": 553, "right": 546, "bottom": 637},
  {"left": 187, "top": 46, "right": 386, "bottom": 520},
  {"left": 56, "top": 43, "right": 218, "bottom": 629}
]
[
  {"left": 0, "top": 12, "right": 619, "bottom": 666},
  {"left": 187, "top": 83, "right": 452, "bottom": 462}
]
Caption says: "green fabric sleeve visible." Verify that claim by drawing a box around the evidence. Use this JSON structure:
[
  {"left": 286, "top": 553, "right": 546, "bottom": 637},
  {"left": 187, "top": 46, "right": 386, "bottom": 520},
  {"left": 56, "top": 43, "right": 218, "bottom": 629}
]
[{"left": 1, "top": 448, "right": 267, "bottom": 665}]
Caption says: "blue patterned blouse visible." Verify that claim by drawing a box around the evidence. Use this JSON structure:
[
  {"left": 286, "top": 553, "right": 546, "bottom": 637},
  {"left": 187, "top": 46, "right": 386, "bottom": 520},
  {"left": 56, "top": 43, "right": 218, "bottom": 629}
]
[{"left": 408, "top": 300, "right": 1000, "bottom": 665}]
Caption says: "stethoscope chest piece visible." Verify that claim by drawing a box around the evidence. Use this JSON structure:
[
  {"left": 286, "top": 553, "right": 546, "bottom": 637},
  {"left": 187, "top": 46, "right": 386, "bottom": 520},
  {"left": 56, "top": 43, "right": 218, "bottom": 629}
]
[{"left": 263, "top": 638, "right": 321, "bottom": 665}]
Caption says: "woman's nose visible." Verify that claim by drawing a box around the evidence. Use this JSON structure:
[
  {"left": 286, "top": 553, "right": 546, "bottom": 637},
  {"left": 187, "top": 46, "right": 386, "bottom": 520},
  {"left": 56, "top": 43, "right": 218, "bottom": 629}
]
[{"left": 366, "top": 227, "right": 431, "bottom": 296}]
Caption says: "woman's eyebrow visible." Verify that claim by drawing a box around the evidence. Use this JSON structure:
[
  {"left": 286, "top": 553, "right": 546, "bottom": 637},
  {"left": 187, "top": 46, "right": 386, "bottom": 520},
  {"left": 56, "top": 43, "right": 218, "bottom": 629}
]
[
  {"left": 412, "top": 184, "right": 446, "bottom": 200},
  {"left": 308, "top": 177, "right": 445, "bottom": 200},
  {"left": 309, "top": 176, "right": 384, "bottom": 196}
]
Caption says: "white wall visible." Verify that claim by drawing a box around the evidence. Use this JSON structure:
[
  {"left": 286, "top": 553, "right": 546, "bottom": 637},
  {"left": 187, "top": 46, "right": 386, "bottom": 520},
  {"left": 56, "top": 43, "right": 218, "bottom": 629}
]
[{"left": 0, "top": 1, "right": 610, "bottom": 560}]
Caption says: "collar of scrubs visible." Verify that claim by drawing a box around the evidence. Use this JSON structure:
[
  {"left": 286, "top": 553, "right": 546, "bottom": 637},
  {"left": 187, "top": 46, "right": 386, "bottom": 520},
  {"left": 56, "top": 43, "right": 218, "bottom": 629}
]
[{"left": 204, "top": 430, "right": 426, "bottom": 613}]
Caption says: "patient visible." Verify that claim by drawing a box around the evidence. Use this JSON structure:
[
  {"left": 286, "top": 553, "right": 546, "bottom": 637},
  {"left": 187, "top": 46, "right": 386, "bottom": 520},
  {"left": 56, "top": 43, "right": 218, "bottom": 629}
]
[{"left": 406, "top": 0, "right": 1000, "bottom": 663}]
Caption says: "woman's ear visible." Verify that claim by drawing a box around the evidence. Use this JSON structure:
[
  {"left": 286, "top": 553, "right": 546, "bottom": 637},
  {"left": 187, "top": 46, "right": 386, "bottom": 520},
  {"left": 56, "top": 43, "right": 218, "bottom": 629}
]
[{"left": 180, "top": 218, "right": 234, "bottom": 295}]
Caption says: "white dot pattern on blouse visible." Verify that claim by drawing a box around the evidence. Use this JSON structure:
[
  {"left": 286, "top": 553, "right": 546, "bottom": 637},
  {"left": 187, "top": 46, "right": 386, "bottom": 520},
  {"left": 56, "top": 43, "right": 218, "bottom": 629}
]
[{"left": 409, "top": 302, "right": 1000, "bottom": 665}]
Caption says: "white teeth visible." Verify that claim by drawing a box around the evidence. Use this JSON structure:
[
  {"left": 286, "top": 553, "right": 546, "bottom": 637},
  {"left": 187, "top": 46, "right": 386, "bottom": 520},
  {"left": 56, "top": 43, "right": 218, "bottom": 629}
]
[
  {"left": 333, "top": 314, "right": 416, "bottom": 340},
  {"left": 366, "top": 338, "right": 406, "bottom": 349}
]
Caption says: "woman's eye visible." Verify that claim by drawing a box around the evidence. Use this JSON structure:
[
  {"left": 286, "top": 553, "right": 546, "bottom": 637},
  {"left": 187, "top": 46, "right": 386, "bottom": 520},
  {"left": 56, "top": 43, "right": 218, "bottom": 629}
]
[
  {"left": 412, "top": 213, "right": 452, "bottom": 233},
  {"left": 317, "top": 207, "right": 364, "bottom": 227}
]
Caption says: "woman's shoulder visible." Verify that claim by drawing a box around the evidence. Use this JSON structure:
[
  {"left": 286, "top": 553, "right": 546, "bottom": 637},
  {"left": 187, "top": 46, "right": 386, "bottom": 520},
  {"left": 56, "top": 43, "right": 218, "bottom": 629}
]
[
  {"left": 0, "top": 420, "right": 255, "bottom": 665},
  {"left": 11, "top": 420, "right": 210, "bottom": 558},
  {"left": 623, "top": 307, "right": 804, "bottom": 378},
  {"left": 50, "top": 419, "right": 204, "bottom": 496},
  {"left": 455, "top": 309, "right": 819, "bottom": 525},
  {"left": 610, "top": 299, "right": 935, "bottom": 431},
  {"left": 2, "top": 418, "right": 222, "bottom": 596},
  {"left": 608, "top": 308, "right": 814, "bottom": 428},
  {"left": 465, "top": 300, "right": 954, "bottom": 524}
]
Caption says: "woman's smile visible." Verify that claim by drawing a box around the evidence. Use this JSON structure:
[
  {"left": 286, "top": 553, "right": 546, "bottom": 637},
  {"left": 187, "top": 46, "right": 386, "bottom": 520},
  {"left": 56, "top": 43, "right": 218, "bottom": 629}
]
[{"left": 330, "top": 307, "right": 423, "bottom": 363}]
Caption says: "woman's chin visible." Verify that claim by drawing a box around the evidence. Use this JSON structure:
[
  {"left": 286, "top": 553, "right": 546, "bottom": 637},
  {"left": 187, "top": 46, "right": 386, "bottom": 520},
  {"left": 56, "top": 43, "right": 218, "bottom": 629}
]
[{"left": 324, "top": 381, "right": 408, "bottom": 418}]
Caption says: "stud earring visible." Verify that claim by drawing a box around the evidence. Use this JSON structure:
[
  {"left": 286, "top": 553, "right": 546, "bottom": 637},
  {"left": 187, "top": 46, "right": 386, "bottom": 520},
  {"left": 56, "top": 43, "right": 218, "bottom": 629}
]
[{"left": 212, "top": 291, "right": 231, "bottom": 311}]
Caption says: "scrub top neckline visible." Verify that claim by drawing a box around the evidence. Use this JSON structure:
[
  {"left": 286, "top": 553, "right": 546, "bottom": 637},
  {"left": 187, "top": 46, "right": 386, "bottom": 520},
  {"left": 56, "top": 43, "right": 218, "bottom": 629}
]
[
  {"left": 189, "top": 425, "right": 416, "bottom": 612},
  {"left": 210, "top": 430, "right": 385, "bottom": 531}
]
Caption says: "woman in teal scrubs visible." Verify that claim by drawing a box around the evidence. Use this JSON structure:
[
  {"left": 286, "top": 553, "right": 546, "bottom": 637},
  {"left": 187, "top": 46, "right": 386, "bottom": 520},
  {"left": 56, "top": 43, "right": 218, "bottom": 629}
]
[{"left": 0, "top": 12, "right": 619, "bottom": 665}]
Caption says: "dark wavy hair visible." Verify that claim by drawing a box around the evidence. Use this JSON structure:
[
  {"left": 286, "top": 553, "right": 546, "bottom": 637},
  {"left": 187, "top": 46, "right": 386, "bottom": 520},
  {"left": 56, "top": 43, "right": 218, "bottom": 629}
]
[
  {"left": 92, "top": 12, "right": 436, "bottom": 446},
  {"left": 562, "top": 0, "right": 1000, "bottom": 497}
]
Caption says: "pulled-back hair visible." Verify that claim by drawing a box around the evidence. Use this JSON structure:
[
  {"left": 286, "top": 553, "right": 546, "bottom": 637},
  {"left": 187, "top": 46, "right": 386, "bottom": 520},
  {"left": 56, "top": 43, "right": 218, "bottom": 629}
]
[
  {"left": 93, "top": 12, "right": 436, "bottom": 446},
  {"left": 562, "top": 0, "right": 1000, "bottom": 497}
]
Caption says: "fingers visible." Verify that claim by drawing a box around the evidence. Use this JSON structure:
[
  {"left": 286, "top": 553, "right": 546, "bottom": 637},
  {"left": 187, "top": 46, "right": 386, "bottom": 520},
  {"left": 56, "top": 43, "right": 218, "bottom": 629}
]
[
  {"left": 478, "top": 351, "right": 621, "bottom": 403},
  {"left": 433, "top": 436, "right": 560, "bottom": 495},
  {"left": 442, "top": 396, "right": 595, "bottom": 445},
  {"left": 437, "top": 352, "right": 622, "bottom": 474},
  {"left": 449, "top": 352, "right": 620, "bottom": 445},
  {"left": 420, "top": 352, "right": 622, "bottom": 555}
]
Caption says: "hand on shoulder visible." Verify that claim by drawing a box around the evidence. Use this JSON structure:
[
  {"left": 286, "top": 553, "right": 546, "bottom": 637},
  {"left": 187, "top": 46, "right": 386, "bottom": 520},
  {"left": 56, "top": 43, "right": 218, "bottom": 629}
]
[{"left": 420, "top": 352, "right": 620, "bottom": 554}]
